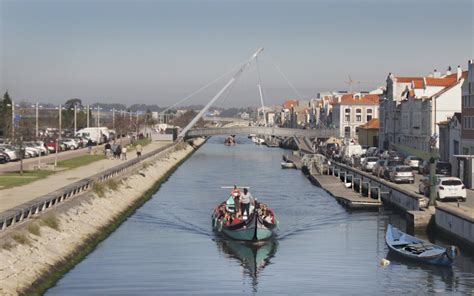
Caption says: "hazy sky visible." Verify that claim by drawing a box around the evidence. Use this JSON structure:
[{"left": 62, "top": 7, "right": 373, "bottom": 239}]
[{"left": 1, "top": 0, "right": 473, "bottom": 107}]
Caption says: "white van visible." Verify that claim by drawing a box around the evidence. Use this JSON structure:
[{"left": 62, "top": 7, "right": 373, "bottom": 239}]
[{"left": 76, "top": 127, "right": 110, "bottom": 144}]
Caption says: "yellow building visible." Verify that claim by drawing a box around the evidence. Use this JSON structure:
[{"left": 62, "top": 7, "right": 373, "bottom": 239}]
[{"left": 358, "top": 118, "right": 379, "bottom": 147}]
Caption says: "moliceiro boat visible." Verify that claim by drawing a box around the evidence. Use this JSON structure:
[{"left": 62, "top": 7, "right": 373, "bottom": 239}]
[
  {"left": 212, "top": 187, "right": 277, "bottom": 242},
  {"left": 385, "top": 224, "right": 459, "bottom": 266}
]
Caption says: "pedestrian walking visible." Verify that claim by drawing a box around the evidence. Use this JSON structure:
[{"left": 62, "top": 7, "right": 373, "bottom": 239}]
[
  {"left": 87, "top": 139, "right": 93, "bottom": 154},
  {"left": 136, "top": 144, "right": 142, "bottom": 158},
  {"left": 116, "top": 144, "right": 122, "bottom": 160},
  {"left": 121, "top": 145, "right": 127, "bottom": 160}
]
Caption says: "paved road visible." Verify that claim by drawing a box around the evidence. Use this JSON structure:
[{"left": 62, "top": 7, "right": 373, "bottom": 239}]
[{"left": 0, "top": 141, "right": 168, "bottom": 213}]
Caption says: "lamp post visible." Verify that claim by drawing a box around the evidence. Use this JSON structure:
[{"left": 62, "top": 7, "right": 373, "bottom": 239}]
[
  {"left": 35, "top": 102, "right": 39, "bottom": 140},
  {"left": 87, "top": 104, "right": 90, "bottom": 127},
  {"left": 112, "top": 108, "right": 115, "bottom": 130},
  {"left": 97, "top": 105, "right": 101, "bottom": 127}
]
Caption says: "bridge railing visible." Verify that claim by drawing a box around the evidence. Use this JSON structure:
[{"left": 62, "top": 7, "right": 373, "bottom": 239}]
[{"left": 185, "top": 126, "right": 338, "bottom": 138}]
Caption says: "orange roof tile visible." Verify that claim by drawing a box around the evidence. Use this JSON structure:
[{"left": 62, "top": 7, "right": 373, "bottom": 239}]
[
  {"left": 395, "top": 71, "right": 467, "bottom": 89},
  {"left": 283, "top": 99, "right": 298, "bottom": 109},
  {"left": 333, "top": 93, "right": 379, "bottom": 105},
  {"left": 359, "top": 118, "right": 379, "bottom": 129}
]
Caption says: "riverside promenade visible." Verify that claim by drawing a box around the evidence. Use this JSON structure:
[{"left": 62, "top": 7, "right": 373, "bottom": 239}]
[{"left": 0, "top": 141, "right": 167, "bottom": 213}]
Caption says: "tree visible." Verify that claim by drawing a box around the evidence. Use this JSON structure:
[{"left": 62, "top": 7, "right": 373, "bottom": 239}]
[{"left": 1, "top": 91, "right": 13, "bottom": 141}]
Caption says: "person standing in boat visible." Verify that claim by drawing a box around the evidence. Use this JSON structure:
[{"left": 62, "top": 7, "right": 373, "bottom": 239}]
[
  {"left": 231, "top": 185, "right": 241, "bottom": 213},
  {"left": 240, "top": 188, "right": 253, "bottom": 217}
]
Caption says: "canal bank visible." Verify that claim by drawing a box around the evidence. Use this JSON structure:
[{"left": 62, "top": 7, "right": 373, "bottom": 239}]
[{"left": 0, "top": 138, "right": 205, "bottom": 296}]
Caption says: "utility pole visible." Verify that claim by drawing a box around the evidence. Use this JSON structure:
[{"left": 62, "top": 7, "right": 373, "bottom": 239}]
[
  {"left": 112, "top": 108, "right": 115, "bottom": 130},
  {"left": 12, "top": 100, "right": 15, "bottom": 143},
  {"left": 87, "top": 104, "right": 90, "bottom": 128},
  {"left": 35, "top": 102, "right": 39, "bottom": 140},
  {"left": 97, "top": 105, "right": 100, "bottom": 127}
]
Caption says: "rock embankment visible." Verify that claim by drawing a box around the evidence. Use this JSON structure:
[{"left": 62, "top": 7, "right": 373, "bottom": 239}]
[{"left": 0, "top": 138, "right": 205, "bottom": 296}]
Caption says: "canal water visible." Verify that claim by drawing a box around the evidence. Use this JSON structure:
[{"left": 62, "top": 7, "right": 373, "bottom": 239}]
[{"left": 47, "top": 137, "right": 474, "bottom": 295}]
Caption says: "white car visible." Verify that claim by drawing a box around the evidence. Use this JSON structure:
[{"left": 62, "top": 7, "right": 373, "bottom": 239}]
[
  {"left": 419, "top": 176, "right": 466, "bottom": 202},
  {"left": 437, "top": 177, "right": 467, "bottom": 202},
  {"left": 62, "top": 138, "right": 79, "bottom": 150},
  {"left": 404, "top": 155, "right": 423, "bottom": 170},
  {"left": 361, "top": 157, "right": 378, "bottom": 172},
  {"left": 0, "top": 146, "right": 19, "bottom": 161}
]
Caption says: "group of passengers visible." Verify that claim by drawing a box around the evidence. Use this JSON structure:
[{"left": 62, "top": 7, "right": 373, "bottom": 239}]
[{"left": 215, "top": 185, "right": 274, "bottom": 225}]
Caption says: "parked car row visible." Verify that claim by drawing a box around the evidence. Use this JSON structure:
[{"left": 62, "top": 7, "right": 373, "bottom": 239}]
[
  {"left": 323, "top": 145, "right": 467, "bottom": 203},
  {"left": 0, "top": 137, "right": 89, "bottom": 164}
]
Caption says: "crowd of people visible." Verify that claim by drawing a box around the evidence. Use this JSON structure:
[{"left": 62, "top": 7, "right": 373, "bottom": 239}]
[{"left": 103, "top": 142, "right": 130, "bottom": 160}]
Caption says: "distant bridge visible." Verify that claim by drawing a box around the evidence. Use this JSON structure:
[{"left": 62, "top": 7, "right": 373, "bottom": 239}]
[{"left": 184, "top": 126, "right": 338, "bottom": 139}]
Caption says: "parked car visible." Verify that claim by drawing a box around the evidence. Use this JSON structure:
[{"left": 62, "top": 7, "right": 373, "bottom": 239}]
[
  {"left": 382, "top": 158, "right": 404, "bottom": 179},
  {"left": 0, "top": 146, "right": 19, "bottom": 161},
  {"left": 389, "top": 165, "right": 415, "bottom": 183},
  {"left": 418, "top": 160, "right": 452, "bottom": 176},
  {"left": 0, "top": 152, "right": 8, "bottom": 164},
  {"left": 372, "top": 159, "right": 386, "bottom": 177},
  {"left": 404, "top": 156, "right": 423, "bottom": 170},
  {"left": 419, "top": 176, "right": 466, "bottom": 201},
  {"left": 366, "top": 147, "right": 378, "bottom": 157},
  {"left": 62, "top": 138, "right": 79, "bottom": 150},
  {"left": 381, "top": 150, "right": 400, "bottom": 159},
  {"left": 361, "top": 157, "right": 378, "bottom": 172}
]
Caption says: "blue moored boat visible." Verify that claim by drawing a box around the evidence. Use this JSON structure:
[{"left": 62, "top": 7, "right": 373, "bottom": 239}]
[{"left": 385, "top": 224, "right": 458, "bottom": 266}]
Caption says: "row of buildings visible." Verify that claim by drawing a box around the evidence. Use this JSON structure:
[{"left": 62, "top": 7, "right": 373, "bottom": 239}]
[{"left": 267, "top": 59, "right": 473, "bottom": 187}]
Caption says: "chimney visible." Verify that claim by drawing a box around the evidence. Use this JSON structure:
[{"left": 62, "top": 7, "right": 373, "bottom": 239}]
[{"left": 457, "top": 65, "right": 462, "bottom": 81}]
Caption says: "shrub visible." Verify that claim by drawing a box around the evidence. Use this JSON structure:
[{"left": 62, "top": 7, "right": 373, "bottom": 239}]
[
  {"left": 41, "top": 214, "right": 59, "bottom": 230},
  {"left": 27, "top": 223, "right": 41, "bottom": 236},
  {"left": 92, "top": 182, "right": 106, "bottom": 197},
  {"left": 1, "top": 242, "right": 13, "bottom": 251},
  {"left": 12, "top": 233, "right": 30, "bottom": 245},
  {"left": 106, "top": 179, "right": 119, "bottom": 191}
]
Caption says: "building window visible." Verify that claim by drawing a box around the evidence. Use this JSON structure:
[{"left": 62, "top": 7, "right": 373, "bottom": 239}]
[
  {"left": 344, "top": 126, "right": 350, "bottom": 137},
  {"left": 345, "top": 108, "right": 351, "bottom": 122},
  {"left": 366, "top": 109, "right": 373, "bottom": 121},
  {"left": 355, "top": 127, "right": 360, "bottom": 134},
  {"left": 356, "top": 108, "right": 362, "bottom": 122}
]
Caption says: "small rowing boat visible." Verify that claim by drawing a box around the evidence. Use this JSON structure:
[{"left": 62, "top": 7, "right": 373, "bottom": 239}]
[
  {"left": 385, "top": 224, "right": 458, "bottom": 266},
  {"left": 281, "top": 161, "right": 295, "bottom": 169}
]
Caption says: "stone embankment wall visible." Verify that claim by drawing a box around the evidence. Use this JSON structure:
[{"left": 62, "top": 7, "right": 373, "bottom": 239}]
[{"left": 0, "top": 138, "right": 205, "bottom": 296}]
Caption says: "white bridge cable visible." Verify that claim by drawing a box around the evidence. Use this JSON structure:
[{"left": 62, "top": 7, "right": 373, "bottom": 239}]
[
  {"left": 268, "top": 55, "right": 302, "bottom": 100},
  {"left": 255, "top": 56, "right": 267, "bottom": 126},
  {"left": 159, "top": 61, "right": 247, "bottom": 115}
]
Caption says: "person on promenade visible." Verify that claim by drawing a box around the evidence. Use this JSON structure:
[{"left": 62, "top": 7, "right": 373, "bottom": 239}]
[
  {"left": 121, "top": 145, "right": 127, "bottom": 160},
  {"left": 104, "top": 142, "right": 112, "bottom": 158},
  {"left": 136, "top": 144, "right": 142, "bottom": 158},
  {"left": 240, "top": 188, "right": 253, "bottom": 218},
  {"left": 116, "top": 144, "right": 122, "bottom": 159},
  {"left": 111, "top": 142, "right": 118, "bottom": 159},
  {"left": 87, "top": 139, "right": 93, "bottom": 154}
]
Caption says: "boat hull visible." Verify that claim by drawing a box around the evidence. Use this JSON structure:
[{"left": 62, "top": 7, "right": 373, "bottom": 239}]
[
  {"left": 385, "top": 224, "right": 454, "bottom": 266},
  {"left": 212, "top": 207, "right": 276, "bottom": 242}
]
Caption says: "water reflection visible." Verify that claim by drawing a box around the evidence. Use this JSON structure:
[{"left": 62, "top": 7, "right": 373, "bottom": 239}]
[
  {"left": 216, "top": 239, "right": 278, "bottom": 292},
  {"left": 386, "top": 253, "right": 459, "bottom": 292}
]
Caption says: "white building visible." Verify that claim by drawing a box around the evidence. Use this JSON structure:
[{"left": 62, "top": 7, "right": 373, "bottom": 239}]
[
  {"left": 331, "top": 93, "right": 379, "bottom": 139},
  {"left": 379, "top": 67, "right": 467, "bottom": 154}
]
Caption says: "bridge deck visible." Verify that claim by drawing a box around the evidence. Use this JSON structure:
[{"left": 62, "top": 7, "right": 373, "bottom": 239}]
[{"left": 185, "top": 126, "right": 337, "bottom": 139}]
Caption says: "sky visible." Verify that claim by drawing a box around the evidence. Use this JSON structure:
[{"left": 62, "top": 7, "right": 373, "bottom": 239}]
[{"left": 1, "top": 0, "right": 473, "bottom": 107}]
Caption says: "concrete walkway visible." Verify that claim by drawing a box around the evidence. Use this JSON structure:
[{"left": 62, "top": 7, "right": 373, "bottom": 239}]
[{"left": 0, "top": 141, "right": 169, "bottom": 213}]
